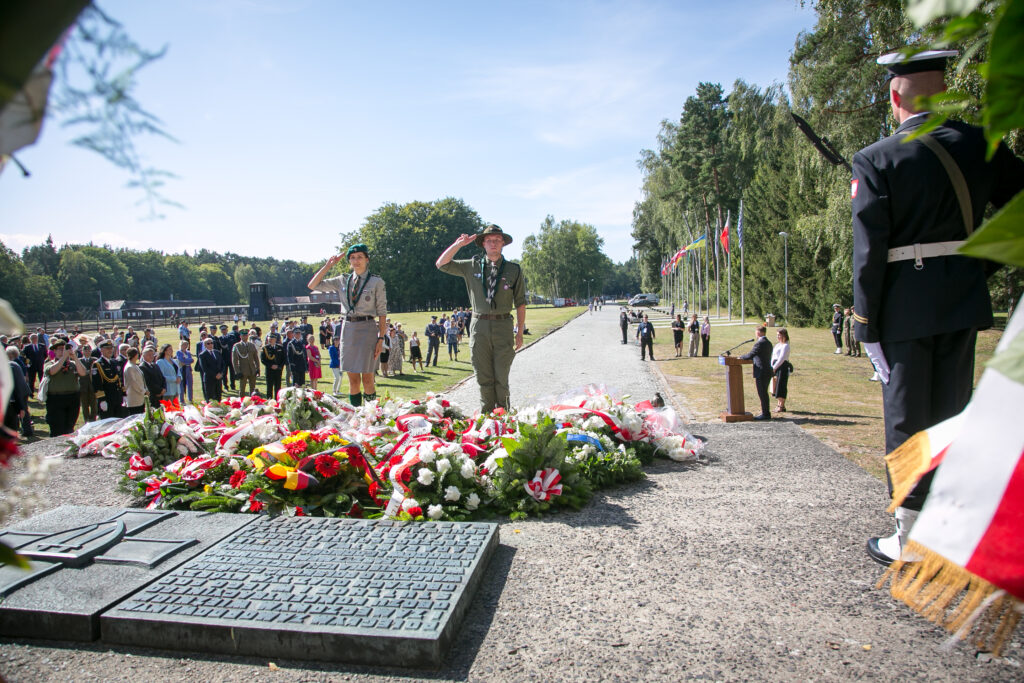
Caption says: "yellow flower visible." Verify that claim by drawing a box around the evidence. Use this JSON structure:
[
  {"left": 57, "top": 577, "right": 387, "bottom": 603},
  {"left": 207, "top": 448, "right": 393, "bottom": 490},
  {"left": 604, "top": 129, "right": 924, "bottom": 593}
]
[{"left": 204, "top": 484, "right": 213, "bottom": 494}]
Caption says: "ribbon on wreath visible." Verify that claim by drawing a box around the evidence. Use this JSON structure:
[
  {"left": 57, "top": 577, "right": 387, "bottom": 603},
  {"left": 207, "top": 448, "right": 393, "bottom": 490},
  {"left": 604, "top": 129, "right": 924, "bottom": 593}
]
[
  {"left": 265, "top": 460, "right": 318, "bottom": 490},
  {"left": 565, "top": 433, "right": 605, "bottom": 451},
  {"left": 525, "top": 468, "right": 562, "bottom": 502},
  {"left": 383, "top": 437, "right": 444, "bottom": 516}
]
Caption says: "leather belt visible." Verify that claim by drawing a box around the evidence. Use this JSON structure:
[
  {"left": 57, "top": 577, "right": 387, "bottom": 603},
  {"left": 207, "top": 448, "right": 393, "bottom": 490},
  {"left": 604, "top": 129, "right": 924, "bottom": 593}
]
[
  {"left": 345, "top": 315, "right": 375, "bottom": 322},
  {"left": 476, "top": 313, "right": 512, "bottom": 321},
  {"left": 886, "top": 240, "right": 965, "bottom": 270}
]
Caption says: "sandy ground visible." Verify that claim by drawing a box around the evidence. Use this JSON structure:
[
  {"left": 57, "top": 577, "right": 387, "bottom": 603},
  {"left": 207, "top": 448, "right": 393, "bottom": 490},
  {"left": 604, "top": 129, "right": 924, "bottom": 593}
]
[{"left": 1, "top": 306, "right": 1020, "bottom": 682}]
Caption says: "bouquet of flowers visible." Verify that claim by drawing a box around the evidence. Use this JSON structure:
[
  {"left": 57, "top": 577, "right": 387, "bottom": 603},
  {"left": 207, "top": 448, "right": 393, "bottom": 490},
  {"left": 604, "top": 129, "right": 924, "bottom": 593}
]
[
  {"left": 377, "top": 438, "right": 485, "bottom": 522},
  {"left": 561, "top": 428, "right": 644, "bottom": 488}
]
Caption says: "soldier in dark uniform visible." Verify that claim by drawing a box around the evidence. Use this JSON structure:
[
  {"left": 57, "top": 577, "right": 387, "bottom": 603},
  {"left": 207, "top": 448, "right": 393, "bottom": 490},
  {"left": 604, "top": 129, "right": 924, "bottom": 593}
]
[
  {"left": 854, "top": 50, "right": 1024, "bottom": 565},
  {"left": 286, "top": 328, "right": 308, "bottom": 387},
  {"left": 425, "top": 316, "right": 442, "bottom": 367},
  {"left": 739, "top": 325, "right": 773, "bottom": 421},
  {"left": 830, "top": 304, "right": 843, "bottom": 354},
  {"left": 92, "top": 338, "right": 124, "bottom": 419},
  {"left": 218, "top": 324, "right": 238, "bottom": 392},
  {"left": 437, "top": 225, "right": 526, "bottom": 413},
  {"left": 619, "top": 308, "right": 629, "bottom": 344},
  {"left": 260, "top": 332, "right": 285, "bottom": 399}
]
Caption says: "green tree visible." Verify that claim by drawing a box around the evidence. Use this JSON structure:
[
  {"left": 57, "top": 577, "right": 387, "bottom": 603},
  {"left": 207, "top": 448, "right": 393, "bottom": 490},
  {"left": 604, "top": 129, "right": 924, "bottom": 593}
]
[
  {"left": 234, "top": 263, "right": 256, "bottom": 301},
  {"left": 521, "top": 216, "right": 611, "bottom": 299},
  {"left": 57, "top": 249, "right": 101, "bottom": 311},
  {"left": 21, "top": 235, "right": 60, "bottom": 279},
  {"left": 197, "top": 263, "right": 235, "bottom": 304}
]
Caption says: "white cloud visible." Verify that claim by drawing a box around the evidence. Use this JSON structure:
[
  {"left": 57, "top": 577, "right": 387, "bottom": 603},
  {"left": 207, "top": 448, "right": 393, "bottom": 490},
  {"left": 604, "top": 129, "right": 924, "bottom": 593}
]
[{"left": 0, "top": 233, "right": 51, "bottom": 252}]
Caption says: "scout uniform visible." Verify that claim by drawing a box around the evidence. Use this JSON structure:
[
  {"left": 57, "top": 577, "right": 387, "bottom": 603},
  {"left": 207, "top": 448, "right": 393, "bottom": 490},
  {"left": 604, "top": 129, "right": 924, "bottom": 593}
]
[
  {"left": 438, "top": 226, "right": 526, "bottom": 412},
  {"left": 92, "top": 340, "right": 124, "bottom": 420},
  {"left": 854, "top": 50, "right": 1024, "bottom": 564}
]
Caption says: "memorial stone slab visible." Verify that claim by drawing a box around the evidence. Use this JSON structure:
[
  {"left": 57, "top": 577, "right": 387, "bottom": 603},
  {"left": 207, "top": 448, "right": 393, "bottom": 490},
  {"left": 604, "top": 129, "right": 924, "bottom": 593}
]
[
  {"left": 102, "top": 516, "right": 499, "bottom": 667},
  {"left": 0, "top": 506, "right": 255, "bottom": 641}
]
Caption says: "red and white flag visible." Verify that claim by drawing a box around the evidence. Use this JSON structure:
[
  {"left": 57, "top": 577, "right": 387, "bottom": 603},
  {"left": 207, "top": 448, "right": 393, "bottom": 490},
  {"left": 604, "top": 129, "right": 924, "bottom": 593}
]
[{"left": 882, "top": 294, "right": 1024, "bottom": 653}]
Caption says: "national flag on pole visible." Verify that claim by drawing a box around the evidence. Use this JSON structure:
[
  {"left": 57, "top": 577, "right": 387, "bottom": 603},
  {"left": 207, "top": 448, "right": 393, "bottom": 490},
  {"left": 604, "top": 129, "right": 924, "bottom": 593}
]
[
  {"left": 880, "top": 295, "right": 1024, "bottom": 654},
  {"left": 684, "top": 235, "right": 706, "bottom": 251},
  {"left": 720, "top": 218, "right": 730, "bottom": 254},
  {"left": 737, "top": 199, "right": 744, "bottom": 250}
]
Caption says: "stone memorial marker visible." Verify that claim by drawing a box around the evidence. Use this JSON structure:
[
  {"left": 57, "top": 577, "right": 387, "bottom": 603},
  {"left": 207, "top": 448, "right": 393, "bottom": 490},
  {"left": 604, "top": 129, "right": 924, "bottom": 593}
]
[{"left": 102, "top": 516, "right": 499, "bottom": 667}]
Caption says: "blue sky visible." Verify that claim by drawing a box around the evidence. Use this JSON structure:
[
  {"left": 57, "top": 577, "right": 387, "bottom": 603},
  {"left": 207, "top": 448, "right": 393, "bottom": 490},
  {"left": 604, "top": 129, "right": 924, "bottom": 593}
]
[{"left": 1, "top": 0, "right": 815, "bottom": 264}]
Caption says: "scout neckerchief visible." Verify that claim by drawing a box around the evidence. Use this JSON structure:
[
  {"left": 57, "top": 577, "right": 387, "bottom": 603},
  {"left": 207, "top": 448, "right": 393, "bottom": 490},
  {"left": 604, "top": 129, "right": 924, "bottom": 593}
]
[
  {"left": 480, "top": 256, "right": 505, "bottom": 309},
  {"left": 347, "top": 271, "right": 371, "bottom": 312}
]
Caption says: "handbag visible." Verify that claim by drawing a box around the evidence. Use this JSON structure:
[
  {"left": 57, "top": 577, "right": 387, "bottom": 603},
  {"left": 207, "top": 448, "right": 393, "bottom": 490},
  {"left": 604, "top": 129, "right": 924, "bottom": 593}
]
[{"left": 36, "top": 375, "right": 50, "bottom": 402}]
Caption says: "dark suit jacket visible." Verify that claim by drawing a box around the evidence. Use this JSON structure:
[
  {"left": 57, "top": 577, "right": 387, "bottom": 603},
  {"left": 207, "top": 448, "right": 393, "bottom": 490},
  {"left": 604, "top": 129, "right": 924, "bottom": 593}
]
[
  {"left": 7, "top": 361, "right": 29, "bottom": 412},
  {"left": 852, "top": 117, "right": 1024, "bottom": 343},
  {"left": 140, "top": 361, "right": 167, "bottom": 398},
  {"left": 24, "top": 343, "right": 46, "bottom": 371},
  {"left": 740, "top": 336, "right": 773, "bottom": 379},
  {"left": 195, "top": 350, "right": 223, "bottom": 381}
]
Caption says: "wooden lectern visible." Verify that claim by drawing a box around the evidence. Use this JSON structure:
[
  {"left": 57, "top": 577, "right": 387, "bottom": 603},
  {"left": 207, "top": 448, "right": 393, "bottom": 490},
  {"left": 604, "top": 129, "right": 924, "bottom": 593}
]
[{"left": 718, "top": 355, "right": 753, "bottom": 422}]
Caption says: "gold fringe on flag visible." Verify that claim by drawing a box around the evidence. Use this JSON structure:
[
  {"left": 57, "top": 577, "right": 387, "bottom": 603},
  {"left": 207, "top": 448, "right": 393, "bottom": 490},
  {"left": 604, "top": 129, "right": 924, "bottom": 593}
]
[
  {"left": 878, "top": 541, "right": 1023, "bottom": 655},
  {"left": 883, "top": 430, "right": 933, "bottom": 512}
]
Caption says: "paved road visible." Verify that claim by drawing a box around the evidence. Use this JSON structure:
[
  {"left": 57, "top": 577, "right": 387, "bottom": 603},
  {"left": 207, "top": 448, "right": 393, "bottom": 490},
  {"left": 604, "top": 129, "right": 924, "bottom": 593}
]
[{"left": 3, "top": 306, "right": 1020, "bottom": 681}]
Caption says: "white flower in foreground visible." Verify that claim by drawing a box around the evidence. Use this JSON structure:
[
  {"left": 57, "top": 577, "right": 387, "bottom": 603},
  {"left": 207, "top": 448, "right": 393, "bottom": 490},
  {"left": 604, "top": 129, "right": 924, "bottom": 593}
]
[
  {"left": 418, "top": 444, "right": 436, "bottom": 464},
  {"left": 401, "top": 498, "right": 420, "bottom": 512},
  {"left": 427, "top": 504, "right": 444, "bottom": 520},
  {"left": 436, "top": 458, "right": 452, "bottom": 476},
  {"left": 460, "top": 460, "right": 476, "bottom": 479},
  {"left": 465, "top": 492, "right": 481, "bottom": 510},
  {"left": 417, "top": 469, "right": 435, "bottom": 486},
  {"left": 444, "top": 485, "right": 461, "bottom": 502},
  {"left": 483, "top": 448, "right": 507, "bottom": 473}
]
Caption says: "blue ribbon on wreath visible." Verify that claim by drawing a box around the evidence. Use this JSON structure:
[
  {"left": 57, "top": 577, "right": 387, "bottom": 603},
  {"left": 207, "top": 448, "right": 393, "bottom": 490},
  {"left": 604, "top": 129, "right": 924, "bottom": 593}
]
[{"left": 566, "top": 433, "right": 604, "bottom": 451}]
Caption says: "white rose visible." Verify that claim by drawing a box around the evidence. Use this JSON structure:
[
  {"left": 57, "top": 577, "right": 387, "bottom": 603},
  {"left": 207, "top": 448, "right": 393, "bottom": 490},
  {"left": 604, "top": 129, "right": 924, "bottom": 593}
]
[
  {"left": 418, "top": 445, "right": 436, "bottom": 464},
  {"left": 444, "top": 485, "right": 461, "bottom": 502},
  {"left": 417, "top": 469, "right": 435, "bottom": 486},
  {"left": 465, "top": 493, "right": 481, "bottom": 510},
  {"left": 401, "top": 498, "right": 419, "bottom": 512},
  {"left": 460, "top": 460, "right": 476, "bottom": 479},
  {"left": 427, "top": 504, "right": 444, "bottom": 520},
  {"left": 435, "top": 458, "right": 452, "bottom": 476}
]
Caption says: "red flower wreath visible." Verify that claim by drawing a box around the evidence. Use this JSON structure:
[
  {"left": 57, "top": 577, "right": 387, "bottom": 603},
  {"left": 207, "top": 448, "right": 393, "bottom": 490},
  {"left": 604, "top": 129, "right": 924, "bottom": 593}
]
[
  {"left": 229, "top": 470, "right": 247, "bottom": 488},
  {"left": 314, "top": 453, "right": 342, "bottom": 478}
]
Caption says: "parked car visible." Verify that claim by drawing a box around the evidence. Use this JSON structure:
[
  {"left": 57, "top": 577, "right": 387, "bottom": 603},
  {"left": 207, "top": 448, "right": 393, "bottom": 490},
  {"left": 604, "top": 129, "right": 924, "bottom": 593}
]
[{"left": 628, "top": 293, "right": 659, "bottom": 307}]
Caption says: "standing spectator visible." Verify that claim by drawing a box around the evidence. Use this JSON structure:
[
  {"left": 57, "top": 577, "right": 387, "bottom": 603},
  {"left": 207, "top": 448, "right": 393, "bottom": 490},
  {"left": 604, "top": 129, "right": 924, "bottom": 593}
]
[
  {"left": 378, "top": 327, "right": 391, "bottom": 378},
  {"left": 195, "top": 338, "right": 224, "bottom": 402},
  {"left": 671, "top": 314, "right": 684, "bottom": 358},
  {"left": 408, "top": 331, "right": 424, "bottom": 372},
  {"left": 327, "top": 335, "right": 342, "bottom": 394},
  {"left": 830, "top": 303, "right": 843, "bottom": 354},
  {"left": 387, "top": 325, "right": 404, "bottom": 375},
  {"left": 176, "top": 340, "right": 194, "bottom": 404},
  {"left": 233, "top": 331, "right": 261, "bottom": 397},
  {"left": 142, "top": 328, "right": 158, "bottom": 349},
  {"left": 76, "top": 339, "right": 97, "bottom": 422},
  {"left": 286, "top": 328, "right": 308, "bottom": 387},
  {"left": 93, "top": 339, "right": 124, "bottom": 419},
  {"left": 178, "top": 320, "right": 190, "bottom": 341},
  {"left": 260, "top": 333, "right": 285, "bottom": 399},
  {"left": 305, "top": 333, "right": 322, "bottom": 391},
  {"left": 5, "top": 346, "right": 29, "bottom": 436},
  {"left": 701, "top": 316, "right": 711, "bottom": 357},
  {"left": 140, "top": 346, "right": 167, "bottom": 403},
  {"left": 23, "top": 333, "right": 46, "bottom": 393},
  {"left": 771, "top": 328, "right": 792, "bottom": 413},
  {"left": 446, "top": 318, "right": 460, "bottom": 361},
  {"left": 156, "top": 344, "right": 180, "bottom": 404},
  {"left": 123, "top": 348, "right": 146, "bottom": 415},
  {"left": 43, "top": 337, "right": 87, "bottom": 436},
  {"left": 636, "top": 314, "right": 655, "bottom": 361},
  {"left": 740, "top": 325, "right": 774, "bottom": 421},
  {"left": 848, "top": 307, "right": 861, "bottom": 357},
  {"left": 687, "top": 313, "right": 700, "bottom": 357},
  {"left": 843, "top": 307, "right": 855, "bottom": 355},
  {"left": 425, "top": 316, "right": 442, "bottom": 366},
  {"left": 35, "top": 327, "right": 49, "bottom": 349},
  {"left": 220, "top": 324, "right": 239, "bottom": 391},
  {"left": 619, "top": 308, "right": 629, "bottom": 344}
]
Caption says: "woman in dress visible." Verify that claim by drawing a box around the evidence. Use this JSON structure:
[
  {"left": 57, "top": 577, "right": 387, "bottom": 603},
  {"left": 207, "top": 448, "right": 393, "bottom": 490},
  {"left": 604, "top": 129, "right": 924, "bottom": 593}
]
[
  {"left": 408, "top": 331, "right": 423, "bottom": 371},
  {"left": 771, "top": 327, "right": 792, "bottom": 413},
  {"left": 156, "top": 343, "right": 181, "bottom": 404},
  {"left": 176, "top": 340, "right": 193, "bottom": 404},
  {"left": 306, "top": 334, "right": 322, "bottom": 391},
  {"left": 306, "top": 243, "right": 387, "bottom": 407},
  {"left": 387, "top": 324, "right": 404, "bottom": 375},
  {"left": 671, "top": 314, "right": 684, "bottom": 357}
]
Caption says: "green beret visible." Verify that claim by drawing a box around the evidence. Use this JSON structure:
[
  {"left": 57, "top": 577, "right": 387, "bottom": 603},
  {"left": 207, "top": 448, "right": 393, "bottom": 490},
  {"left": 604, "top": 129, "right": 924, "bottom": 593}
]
[{"left": 346, "top": 243, "right": 369, "bottom": 258}]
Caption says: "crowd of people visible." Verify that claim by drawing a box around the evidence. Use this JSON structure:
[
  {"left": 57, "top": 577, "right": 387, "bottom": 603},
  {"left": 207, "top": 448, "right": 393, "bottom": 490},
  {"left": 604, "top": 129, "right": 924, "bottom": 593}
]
[{"left": 2, "top": 308, "right": 477, "bottom": 441}]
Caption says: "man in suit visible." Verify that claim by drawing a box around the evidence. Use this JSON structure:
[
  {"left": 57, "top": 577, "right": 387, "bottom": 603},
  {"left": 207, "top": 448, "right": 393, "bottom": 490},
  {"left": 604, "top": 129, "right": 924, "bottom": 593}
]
[
  {"left": 23, "top": 333, "right": 46, "bottom": 393},
  {"left": 619, "top": 308, "right": 629, "bottom": 344},
  {"left": 195, "top": 337, "right": 225, "bottom": 402},
  {"left": 424, "top": 316, "right": 442, "bottom": 367},
  {"left": 139, "top": 345, "right": 167, "bottom": 403},
  {"left": 636, "top": 313, "right": 656, "bottom": 361},
  {"left": 739, "top": 325, "right": 773, "bottom": 420},
  {"left": 854, "top": 50, "right": 1024, "bottom": 565},
  {"left": 218, "top": 324, "right": 238, "bottom": 392}
]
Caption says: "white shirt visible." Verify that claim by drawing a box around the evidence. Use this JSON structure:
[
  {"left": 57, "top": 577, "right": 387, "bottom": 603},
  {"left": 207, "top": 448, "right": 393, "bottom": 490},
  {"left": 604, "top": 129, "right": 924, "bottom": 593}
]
[{"left": 771, "top": 342, "right": 790, "bottom": 372}]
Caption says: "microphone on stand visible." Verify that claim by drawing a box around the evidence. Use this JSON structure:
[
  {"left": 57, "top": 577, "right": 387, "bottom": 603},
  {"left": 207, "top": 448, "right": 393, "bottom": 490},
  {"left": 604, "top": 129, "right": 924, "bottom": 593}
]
[{"left": 720, "top": 339, "right": 754, "bottom": 356}]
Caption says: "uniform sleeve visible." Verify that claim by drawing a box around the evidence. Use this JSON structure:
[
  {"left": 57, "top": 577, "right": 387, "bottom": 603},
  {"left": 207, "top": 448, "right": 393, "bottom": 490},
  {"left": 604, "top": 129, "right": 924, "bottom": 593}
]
[
  {"left": 511, "top": 263, "right": 527, "bottom": 308},
  {"left": 990, "top": 143, "right": 1024, "bottom": 209},
  {"left": 851, "top": 151, "right": 891, "bottom": 343},
  {"left": 438, "top": 258, "right": 473, "bottom": 277},
  {"left": 373, "top": 277, "right": 388, "bottom": 317},
  {"left": 319, "top": 275, "right": 344, "bottom": 294}
]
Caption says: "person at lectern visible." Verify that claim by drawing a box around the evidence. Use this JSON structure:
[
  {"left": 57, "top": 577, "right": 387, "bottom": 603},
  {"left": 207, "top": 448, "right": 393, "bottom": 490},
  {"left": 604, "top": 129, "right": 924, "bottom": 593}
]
[{"left": 739, "top": 325, "right": 773, "bottom": 421}]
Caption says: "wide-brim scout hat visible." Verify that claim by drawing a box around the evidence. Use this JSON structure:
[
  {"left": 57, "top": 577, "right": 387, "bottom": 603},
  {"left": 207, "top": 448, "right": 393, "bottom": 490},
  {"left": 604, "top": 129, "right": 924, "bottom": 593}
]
[
  {"left": 48, "top": 337, "right": 67, "bottom": 350},
  {"left": 474, "top": 224, "right": 513, "bottom": 247},
  {"left": 877, "top": 49, "right": 957, "bottom": 82}
]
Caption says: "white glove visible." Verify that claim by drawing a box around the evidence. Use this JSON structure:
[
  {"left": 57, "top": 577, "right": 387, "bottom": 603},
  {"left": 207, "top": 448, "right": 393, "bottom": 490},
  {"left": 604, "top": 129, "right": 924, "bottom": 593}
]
[
  {"left": 863, "top": 342, "right": 890, "bottom": 385},
  {"left": 99, "top": 400, "right": 108, "bottom": 411}
]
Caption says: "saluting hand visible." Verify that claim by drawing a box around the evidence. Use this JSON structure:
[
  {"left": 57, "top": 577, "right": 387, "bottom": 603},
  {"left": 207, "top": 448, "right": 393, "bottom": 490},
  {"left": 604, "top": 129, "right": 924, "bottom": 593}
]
[{"left": 456, "top": 234, "right": 476, "bottom": 248}]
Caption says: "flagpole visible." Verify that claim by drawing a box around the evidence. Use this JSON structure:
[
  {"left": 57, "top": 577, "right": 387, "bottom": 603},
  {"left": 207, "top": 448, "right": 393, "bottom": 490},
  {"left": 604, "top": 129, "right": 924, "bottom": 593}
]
[
  {"left": 715, "top": 212, "right": 721, "bottom": 319},
  {"left": 739, "top": 198, "right": 745, "bottom": 324},
  {"left": 726, "top": 210, "right": 732, "bottom": 321}
]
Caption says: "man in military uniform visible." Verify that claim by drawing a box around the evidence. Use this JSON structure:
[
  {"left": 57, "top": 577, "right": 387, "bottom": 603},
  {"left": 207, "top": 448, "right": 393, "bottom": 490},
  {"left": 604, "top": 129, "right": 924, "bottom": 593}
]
[
  {"left": 619, "top": 308, "right": 629, "bottom": 344},
  {"left": 92, "top": 338, "right": 124, "bottom": 419},
  {"left": 853, "top": 50, "right": 1024, "bottom": 565},
  {"left": 437, "top": 224, "right": 526, "bottom": 413},
  {"left": 286, "top": 327, "right": 308, "bottom": 387},
  {"left": 260, "top": 332, "right": 285, "bottom": 399},
  {"left": 233, "top": 329, "right": 261, "bottom": 397},
  {"left": 218, "top": 324, "right": 238, "bottom": 392}
]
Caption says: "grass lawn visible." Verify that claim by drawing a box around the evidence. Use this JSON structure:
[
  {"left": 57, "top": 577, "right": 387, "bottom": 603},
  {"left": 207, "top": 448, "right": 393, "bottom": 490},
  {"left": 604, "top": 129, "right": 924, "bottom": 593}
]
[
  {"left": 17, "top": 305, "right": 584, "bottom": 442},
  {"left": 650, "top": 314, "right": 1002, "bottom": 481}
]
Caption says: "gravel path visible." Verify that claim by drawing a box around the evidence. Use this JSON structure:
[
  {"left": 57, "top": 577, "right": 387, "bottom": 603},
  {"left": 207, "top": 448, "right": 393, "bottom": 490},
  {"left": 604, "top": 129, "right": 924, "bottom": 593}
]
[{"left": 2, "top": 307, "right": 1021, "bottom": 681}]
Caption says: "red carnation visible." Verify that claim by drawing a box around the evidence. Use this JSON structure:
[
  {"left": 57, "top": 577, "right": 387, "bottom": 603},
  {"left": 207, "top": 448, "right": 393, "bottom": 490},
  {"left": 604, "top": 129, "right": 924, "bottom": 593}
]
[
  {"left": 406, "top": 506, "right": 423, "bottom": 518},
  {"left": 286, "top": 439, "right": 308, "bottom": 456},
  {"left": 347, "top": 450, "right": 366, "bottom": 471},
  {"left": 248, "top": 488, "right": 264, "bottom": 513},
  {"left": 400, "top": 468, "right": 411, "bottom": 483},
  {"left": 389, "top": 454, "right": 404, "bottom": 467},
  {"left": 229, "top": 470, "right": 247, "bottom": 488},
  {"left": 493, "top": 406, "right": 505, "bottom": 416},
  {"left": 295, "top": 507, "right": 306, "bottom": 517},
  {"left": 315, "top": 454, "right": 342, "bottom": 478}
]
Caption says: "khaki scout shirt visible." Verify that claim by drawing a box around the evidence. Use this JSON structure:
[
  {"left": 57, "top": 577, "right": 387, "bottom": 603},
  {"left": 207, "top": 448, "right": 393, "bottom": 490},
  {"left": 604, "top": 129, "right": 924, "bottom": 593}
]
[
  {"left": 320, "top": 273, "right": 388, "bottom": 317},
  {"left": 438, "top": 256, "right": 526, "bottom": 315}
]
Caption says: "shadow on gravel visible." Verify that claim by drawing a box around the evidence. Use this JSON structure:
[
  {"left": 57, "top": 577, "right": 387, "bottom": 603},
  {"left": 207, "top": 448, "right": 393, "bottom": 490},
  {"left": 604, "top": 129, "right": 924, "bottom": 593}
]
[{"left": 1, "top": 544, "right": 518, "bottom": 681}]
